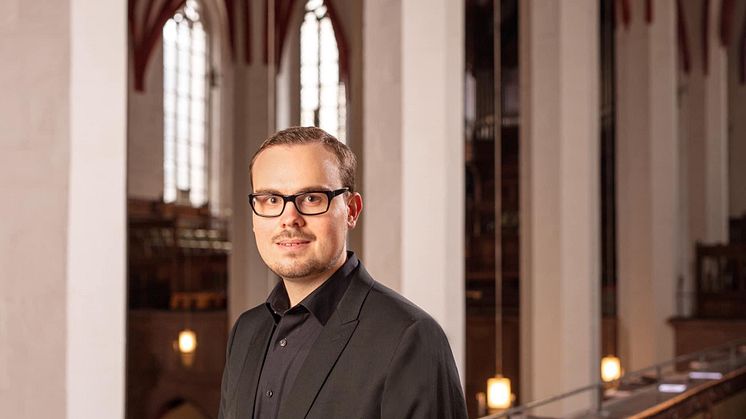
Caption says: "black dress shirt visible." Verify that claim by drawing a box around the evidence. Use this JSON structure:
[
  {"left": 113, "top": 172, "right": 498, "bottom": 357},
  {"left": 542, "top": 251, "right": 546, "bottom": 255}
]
[{"left": 252, "top": 252, "right": 359, "bottom": 419}]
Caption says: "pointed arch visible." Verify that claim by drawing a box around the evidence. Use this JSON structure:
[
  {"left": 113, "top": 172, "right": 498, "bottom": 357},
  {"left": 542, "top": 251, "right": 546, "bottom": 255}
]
[
  {"left": 130, "top": 0, "right": 231, "bottom": 91},
  {"left": 263, "top": 0, "right": 349, "bottom": 81}
]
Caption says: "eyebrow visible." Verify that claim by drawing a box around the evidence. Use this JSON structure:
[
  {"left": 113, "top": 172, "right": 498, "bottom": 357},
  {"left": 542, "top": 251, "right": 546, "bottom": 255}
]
[{"left": 252, "top": 186, "right": 335, "bottom": 195}]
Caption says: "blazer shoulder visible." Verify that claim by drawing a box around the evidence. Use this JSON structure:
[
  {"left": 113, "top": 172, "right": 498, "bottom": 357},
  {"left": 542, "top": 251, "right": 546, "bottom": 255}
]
[{"left": 361, "top": 279, "right": 438, "bottom": 330}]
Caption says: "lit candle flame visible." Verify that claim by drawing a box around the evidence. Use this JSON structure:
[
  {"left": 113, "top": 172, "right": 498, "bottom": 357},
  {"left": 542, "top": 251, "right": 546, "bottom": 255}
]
[{"left": 487, "top": 375, "right": 511, "bottom": 409}]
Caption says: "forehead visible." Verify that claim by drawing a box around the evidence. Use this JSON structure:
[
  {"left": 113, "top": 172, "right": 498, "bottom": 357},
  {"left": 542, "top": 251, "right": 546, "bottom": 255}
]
[{"left": 252, "top": 143, "right": 342, "bottom": 192}]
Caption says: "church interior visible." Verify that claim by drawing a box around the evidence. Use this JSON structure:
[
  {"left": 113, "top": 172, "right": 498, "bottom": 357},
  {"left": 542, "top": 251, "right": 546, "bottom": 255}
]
[{"left": 3, "top": 0, "right": 746, "bottom": 418}]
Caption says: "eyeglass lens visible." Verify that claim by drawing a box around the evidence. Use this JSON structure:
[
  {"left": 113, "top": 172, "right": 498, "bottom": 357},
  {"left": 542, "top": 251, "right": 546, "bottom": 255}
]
[{"left": 252, "top": 192, "right": 329, "bottom": 216}]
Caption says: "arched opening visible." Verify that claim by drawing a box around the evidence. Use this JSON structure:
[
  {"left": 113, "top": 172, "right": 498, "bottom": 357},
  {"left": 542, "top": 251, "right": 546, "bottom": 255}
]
[
  {"left": 163, "top": 0, "right": 211, "bottom": 207},
  {"left": 299, "top": 0, "right": 346, "bottom": 142}
]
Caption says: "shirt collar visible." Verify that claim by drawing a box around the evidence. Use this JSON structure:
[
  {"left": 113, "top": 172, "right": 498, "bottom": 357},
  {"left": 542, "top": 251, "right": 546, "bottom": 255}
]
[{"left": 265, "top": 251, "right": 359, "bottom": 325}]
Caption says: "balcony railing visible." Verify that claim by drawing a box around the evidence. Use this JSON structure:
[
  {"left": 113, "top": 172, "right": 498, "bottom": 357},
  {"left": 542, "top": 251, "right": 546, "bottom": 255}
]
[{"left": 480, "top": 338, "right": 746, "bottom": 419}]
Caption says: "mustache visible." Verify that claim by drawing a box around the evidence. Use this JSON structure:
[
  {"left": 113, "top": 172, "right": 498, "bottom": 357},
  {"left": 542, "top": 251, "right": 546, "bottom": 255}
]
[{"left": 272, "top": 231, "right": 315, "bottom": 242}]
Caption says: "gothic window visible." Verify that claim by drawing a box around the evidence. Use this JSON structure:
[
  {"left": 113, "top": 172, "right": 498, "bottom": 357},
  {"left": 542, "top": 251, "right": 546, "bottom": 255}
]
[
  {"left": 163, "top": 0, "right": 210, "bottom": 206},
  {"left": 300, "top": 0, "right": 346, "bottom": 142}
]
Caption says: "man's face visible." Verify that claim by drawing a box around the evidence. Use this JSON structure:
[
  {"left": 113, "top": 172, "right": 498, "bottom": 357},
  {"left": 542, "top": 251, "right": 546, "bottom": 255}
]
[{"left": 251, "top": 143, "right": 362, "bottom": 282}]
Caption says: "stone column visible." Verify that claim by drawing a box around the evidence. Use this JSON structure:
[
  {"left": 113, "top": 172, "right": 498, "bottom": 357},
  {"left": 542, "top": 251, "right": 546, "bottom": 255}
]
[
  {"left": 66, "top": 0, "right": 128, "bottom": 416},
  {"left": 228, "top": 0, "right": 277, "bottom": 324},
  {"left": 615, "top": 0, "right": 678, "bottom": 370},
  {"left": 519, "top": 0, "right": 600, "bottom": 413},
  {"left": 680, "top": 0, "right": 729, "bottom": 247},
  {"left": 363, "top": 0, "right": 465, "bottom": 377},
  {"left": 1, "top": 0, "right": 127, "bottom": 417}
]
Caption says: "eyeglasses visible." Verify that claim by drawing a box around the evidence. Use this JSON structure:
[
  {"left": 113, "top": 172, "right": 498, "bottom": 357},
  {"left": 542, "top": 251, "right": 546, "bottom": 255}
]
[{"left": 248, "top": 188, "right": 349, "bottom": 217}]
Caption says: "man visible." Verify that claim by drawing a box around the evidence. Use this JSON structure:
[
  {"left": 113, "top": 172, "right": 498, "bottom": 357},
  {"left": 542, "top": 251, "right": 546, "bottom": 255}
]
[{"left": 218, "top": 127, "right": 467, "bottom": 419}]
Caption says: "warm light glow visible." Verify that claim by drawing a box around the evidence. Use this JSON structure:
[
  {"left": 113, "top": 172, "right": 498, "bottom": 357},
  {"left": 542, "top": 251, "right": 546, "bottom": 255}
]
[
  {"left": 601, "top": 355, "right": 622, "bottom": 382},
  {"left": 487, "top": 376, "right": 511, "bottom": 409},
  {"left": 178, "top": 329, "right": 197, "bottom": 354}
]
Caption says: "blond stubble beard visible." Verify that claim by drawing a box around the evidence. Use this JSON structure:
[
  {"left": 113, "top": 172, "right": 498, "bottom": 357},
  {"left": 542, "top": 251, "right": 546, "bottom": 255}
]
[{"left": 268, "top": 246, "right": 345, "bottom": 281}]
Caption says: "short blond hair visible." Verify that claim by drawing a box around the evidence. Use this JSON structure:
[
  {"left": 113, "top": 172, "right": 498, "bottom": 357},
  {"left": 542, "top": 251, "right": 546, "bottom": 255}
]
[{"left": 250, "top": 126, "right": 357, "bottom": 192}]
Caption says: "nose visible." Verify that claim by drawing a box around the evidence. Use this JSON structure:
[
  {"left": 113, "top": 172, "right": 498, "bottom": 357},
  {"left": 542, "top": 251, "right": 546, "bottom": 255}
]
[{"left": 279, "top": 199, "right": 305, "bottom": 228}]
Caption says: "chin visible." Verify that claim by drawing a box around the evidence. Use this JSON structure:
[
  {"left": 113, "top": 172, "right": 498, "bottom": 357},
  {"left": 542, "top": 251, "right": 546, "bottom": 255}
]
[
  {"left": 274, "top": 252, "right": 342, "bottom": 279},
  {"left": 273, "top": 264, "right": 316, "bottom": 279}
]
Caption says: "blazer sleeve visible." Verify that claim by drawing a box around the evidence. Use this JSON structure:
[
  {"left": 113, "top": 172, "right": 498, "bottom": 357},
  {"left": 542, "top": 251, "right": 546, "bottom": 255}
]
[
  {"left": 218, "top": 316, "right": 241, "bottom": 419},
  {"left": 380, "top": 317, "right": 468, "bottom": 419}
]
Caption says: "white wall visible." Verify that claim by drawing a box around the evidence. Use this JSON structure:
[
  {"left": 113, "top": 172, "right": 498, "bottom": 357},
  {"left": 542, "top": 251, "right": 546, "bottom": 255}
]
[
  {"left": 127, "top": 42, "right": 164, "bottom": 201},
  {"left": 67, "top": 0, "right": 127, "bottom": 416},
  {"left": 364, "top": 0, "right": 465, "bottom": 381},
  {"left": 0, "top": 0, "right": 127, "bottom": 417},
  {"left": 616, "top": 0, "right": 678, "bottom": 371},
  {"left": 0, "top": 1, "right": 71, "bottom": 416},
  {"left": 363, "top": 0, "right": 403, "bottom": 292},
  {"left": 678, "top": 0, "right": 729, "bottom": 245},
  {"left": 275, "top": 0, "right": 303, "bottom": 132},
  {"left": 519, "top": 0, "right": 600, "bottom": 412}
]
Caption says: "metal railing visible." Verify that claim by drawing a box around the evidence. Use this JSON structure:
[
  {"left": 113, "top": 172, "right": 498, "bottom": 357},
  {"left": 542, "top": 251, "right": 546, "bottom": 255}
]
[{"left": 479, "top": 337, "right": 746, "bottom": 419}]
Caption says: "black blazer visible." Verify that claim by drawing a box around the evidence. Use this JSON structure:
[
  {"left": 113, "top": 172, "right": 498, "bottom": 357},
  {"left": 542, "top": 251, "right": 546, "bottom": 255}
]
[{"left": 218, "top": 262, "right": 468, "bottom": 419}]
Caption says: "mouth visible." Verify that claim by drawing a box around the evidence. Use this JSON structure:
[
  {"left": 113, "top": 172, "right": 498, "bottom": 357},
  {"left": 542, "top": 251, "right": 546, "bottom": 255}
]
[{"left": 275, "top": 239, "right": 311, "bottom": 249}]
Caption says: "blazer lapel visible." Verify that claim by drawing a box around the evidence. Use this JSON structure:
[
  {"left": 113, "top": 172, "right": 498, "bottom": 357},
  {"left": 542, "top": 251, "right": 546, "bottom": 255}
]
[
  {"left": 234, "top": 314, "right": 275, "bottom": 419},
  {"left": 277, "top": 266, "right": 375, "bottom": 419}
]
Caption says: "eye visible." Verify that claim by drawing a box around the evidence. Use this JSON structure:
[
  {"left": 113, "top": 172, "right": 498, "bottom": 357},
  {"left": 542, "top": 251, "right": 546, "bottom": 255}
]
[
  {"left": 254, "top": 195, "right": 280, "bottom": 206},
  {"left": 299, "top": 193, "right": 325, "bottom": 207}
]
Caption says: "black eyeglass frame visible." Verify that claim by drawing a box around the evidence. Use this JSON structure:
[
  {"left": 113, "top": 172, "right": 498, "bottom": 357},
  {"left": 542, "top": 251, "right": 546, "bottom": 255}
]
[{"left": 248, "top": 188, "right": 350, "bottom": 217}]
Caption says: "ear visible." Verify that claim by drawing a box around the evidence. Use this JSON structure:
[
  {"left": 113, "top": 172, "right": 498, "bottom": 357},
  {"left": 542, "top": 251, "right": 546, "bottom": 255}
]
[{"left": 346, "top": 192, "right": 363, "bottom": 229}]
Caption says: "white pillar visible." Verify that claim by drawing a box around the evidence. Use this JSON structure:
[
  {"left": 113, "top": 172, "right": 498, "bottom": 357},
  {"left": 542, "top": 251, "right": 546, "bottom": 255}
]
[
  {"left": 67, "top": 1, "right": 128, "bottom": 417},
  {"left": 519, "top": 0, "right": 600, "bottom": 413},
  {"left": 362, "top": 0, "right": 403, "bottom": 292},
  {"left": 680, "top": 0, "right": 729, "bottom": 246},
  {"left": 2, "top": 1, "right": 72, "bottom": 416},
  {"left": 363, "top": 0, "right": 465, "bottom": 378},
  {"left": 1, "top": 0, "right": 127, "bottom": 417},
  {"left": 229, "top": 65, "right": 277, "bottom": 323},
  {"left": 228, "top": 0, "right": 276, "bottom": 324},
  {"left": 616, "top": 0, "right": 678, "bottom": 370}
]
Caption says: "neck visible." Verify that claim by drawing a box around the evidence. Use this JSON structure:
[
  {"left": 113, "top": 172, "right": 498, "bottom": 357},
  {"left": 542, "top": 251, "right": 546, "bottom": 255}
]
[{"left": 283, "top": 251, "right": 347, "bottom": 307}]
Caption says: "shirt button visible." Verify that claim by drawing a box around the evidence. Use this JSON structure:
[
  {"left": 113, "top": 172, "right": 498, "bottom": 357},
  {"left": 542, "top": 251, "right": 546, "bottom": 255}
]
[
  {"left": 279, "top": 338, "right": 287, "bottom": 347},
  {"left": 266, "top": 390, "right": 273, "bottom": 398}
]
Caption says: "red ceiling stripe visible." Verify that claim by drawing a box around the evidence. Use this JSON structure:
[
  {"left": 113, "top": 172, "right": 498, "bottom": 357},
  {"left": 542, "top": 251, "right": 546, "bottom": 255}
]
[
  {"left": 740, "top": 5, "right": 746, "bottom": 83},
  {"left": 702, "top": 0, "right": 710, "bottom": 75},
  {"left": 645, "top": 0, "right": 653, "bottom": 24},
  {"left": 245, "top": 0, "right": 253, "bottom": 64},
  {"left": 224, "top": 0, "right": 237, "bottom": 61},
  {"left": 677, "top": 0, "right": 692, "bottom": 74},
  {"left": 129, "top": 0, "right": 139, "bottom": 42},
  {"left": 620, "top": 0, "right": 631, "bottom": 29},
  {"left": 143, "top": 0, "right": 159, "bottom": 35},
  {"left": 720, "top": 0, "right": 735, "bottom": 47},
  {"left": 262, "top": 0, "right": 268, "bottom": 64},
  {"left": 275, "top": 0, "right": 296, "bottom": 68},
  {"left": 324, "top": 0, "right": 349, "bottom": 83}
]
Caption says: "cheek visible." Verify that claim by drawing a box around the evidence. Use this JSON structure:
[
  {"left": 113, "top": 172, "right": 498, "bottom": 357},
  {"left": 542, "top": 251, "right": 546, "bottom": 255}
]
[
  {"left": 252, "top": 219, "right": 274, "bottom": 244},
  {"left": 324, "top": 213, "right": 349, "bottom": 244},
  {"left": 310, "top": 217, "right": 346, "bottom": 248}
]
